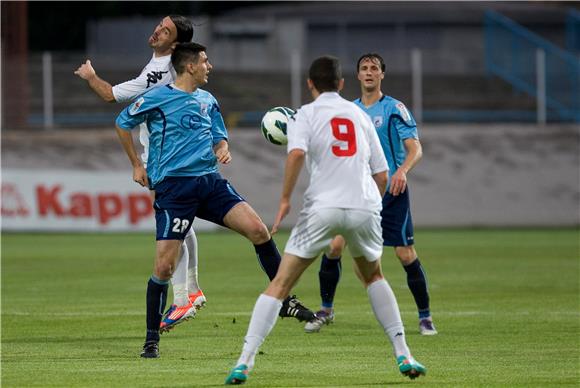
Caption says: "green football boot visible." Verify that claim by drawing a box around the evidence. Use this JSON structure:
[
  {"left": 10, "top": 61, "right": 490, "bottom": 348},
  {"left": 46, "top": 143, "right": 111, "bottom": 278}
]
[
  {"left": 225, "top": 364, "right": 249, "bottom": 385},
  {"left": 397, "top": 355, "right": 427, "bottom": 379}
]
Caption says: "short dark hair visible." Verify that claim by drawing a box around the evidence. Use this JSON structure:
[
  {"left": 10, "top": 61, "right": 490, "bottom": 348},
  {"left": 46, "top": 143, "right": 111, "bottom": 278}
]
[
  {"left": 171, "top": 42, "right": 207, "bottom": 74},
  {"left": 356, "top": 53, "right": 386, "bottom": 73},
  {"left": 308, "top": 56, "right": 342, "bottom": 92},
  {"left": 169, "top": 15, "right": 194, "bottom": 43}
]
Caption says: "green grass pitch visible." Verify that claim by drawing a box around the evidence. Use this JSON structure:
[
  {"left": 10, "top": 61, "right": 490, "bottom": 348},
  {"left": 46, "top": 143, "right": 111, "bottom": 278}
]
[{"left": 2, "top": 229, "right": 579, "bottom": 387}]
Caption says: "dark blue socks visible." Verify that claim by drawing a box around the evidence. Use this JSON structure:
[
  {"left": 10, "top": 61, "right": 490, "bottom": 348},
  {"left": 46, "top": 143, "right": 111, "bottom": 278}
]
[
  {"left": 254, "top": 239, "right": 281, "bottom": 281},
  {"left": 319, "top": 254, "right": 342, "bottom": 309},
  {"left": 146, "top": 276, "right": 169, "bottom": 343},
  {"left": 403, "top": 258, "right": 431, "bottom": 319}
]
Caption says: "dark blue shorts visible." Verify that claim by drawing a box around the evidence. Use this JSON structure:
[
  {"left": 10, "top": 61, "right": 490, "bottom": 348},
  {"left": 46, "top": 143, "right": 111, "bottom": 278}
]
[
  {"left": 381, "top": 188, "right": 415, "bottom": 247},
  {"left": 153, "top": 173, "right": 245, "bottom": 240}
]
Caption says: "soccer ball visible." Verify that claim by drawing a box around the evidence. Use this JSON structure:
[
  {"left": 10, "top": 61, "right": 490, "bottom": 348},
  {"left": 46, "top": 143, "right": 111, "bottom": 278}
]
[{"left": 260, "top": 106, "right": 295, "bottom": 145}]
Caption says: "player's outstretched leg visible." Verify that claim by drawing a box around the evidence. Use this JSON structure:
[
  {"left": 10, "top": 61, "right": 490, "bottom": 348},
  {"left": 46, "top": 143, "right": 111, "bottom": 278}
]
[{"left": 223, "top": 201, "right": 315, "bottom": 322}]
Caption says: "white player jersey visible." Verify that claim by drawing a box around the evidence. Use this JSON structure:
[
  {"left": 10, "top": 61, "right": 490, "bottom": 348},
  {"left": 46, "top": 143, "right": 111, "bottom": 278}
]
[
  {"left": 112, "top": 54, "right": 176, "bottom": 164},
  {"left": 287, "top": 92, "right": 388, "bottom": 211}
]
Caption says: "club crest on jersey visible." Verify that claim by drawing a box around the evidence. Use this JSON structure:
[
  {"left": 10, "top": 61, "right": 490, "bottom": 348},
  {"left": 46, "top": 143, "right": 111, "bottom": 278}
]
[
  {"left": 130, "top": 97, "right": 145, "bottom": 114},
  {"left": 396, "top": 103, "right": 412, "bottom": 124},
  {"left": 200, "top": 104, "right": 209, "bottom": 116},
  {"left": 373, "top": 116, "right": 383, "bottom": 128}
]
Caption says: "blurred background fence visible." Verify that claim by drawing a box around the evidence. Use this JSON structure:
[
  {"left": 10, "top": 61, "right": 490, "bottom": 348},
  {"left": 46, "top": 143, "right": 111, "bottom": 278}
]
[
  {"left": 3, "top": 1, "right": 579, "bottom": 130},
  {"left": 485, "top": 9, "right": 579, "bottom": 123}
]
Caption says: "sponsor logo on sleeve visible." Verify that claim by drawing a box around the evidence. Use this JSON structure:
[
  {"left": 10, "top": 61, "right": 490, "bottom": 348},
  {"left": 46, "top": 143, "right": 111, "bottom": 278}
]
[
  {"left": 396, "top": 103, "right": 412, "bottom": 123},
  {"left": 130, "top": 97, "right": 145, "bottom": 115},
  {"left": 146, "top": 70, "right": 168, "bottom": 88}
]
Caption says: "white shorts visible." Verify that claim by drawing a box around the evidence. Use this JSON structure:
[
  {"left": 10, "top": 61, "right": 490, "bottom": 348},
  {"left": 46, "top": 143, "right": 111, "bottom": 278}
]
[{"left": 284, "top": 207, "right": 383, "bottom": 261}]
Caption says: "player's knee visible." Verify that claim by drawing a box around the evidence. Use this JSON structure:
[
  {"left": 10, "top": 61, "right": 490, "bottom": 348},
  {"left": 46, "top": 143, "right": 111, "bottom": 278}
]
[
  {"left": 154, "top": 261, "right": 174, "bottom": 280},
  {"left": 155, "top": 249, "right": 177, "bottom": 279},
  {"left": 395, "top": 246, "right": 416, "bottom": 264},
  {"left": 354, "top": 258, "right": 383, "bottom": 287},
  {"left": 245, "top": 220, "right": 270, "bottom": 244},
  {"left": 362, "top": 273, "right": 384, "bottom": 288},
  {"left": 362, "top": 264, "right": 383, "bottom": 285}
]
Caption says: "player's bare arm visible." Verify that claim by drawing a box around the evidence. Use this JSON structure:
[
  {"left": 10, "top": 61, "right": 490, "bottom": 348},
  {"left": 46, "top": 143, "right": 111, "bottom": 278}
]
[
  {"left": 372, "top": 170, "right": 389, "bottom": 197},
  {"left": 389, "top": 138, "right": 422, "bottom": 196},
  {"left": 271, "top": 148, "right": 305, "bottom": 234},
  {"left": 115, "top": 125, "right": 149, "bottom": 187},
  {"left": 213, "top": 140, "right": 232, "bottom": 164},
  {"left": 74, "top": 60, "right": 116, "bottom": 102}
]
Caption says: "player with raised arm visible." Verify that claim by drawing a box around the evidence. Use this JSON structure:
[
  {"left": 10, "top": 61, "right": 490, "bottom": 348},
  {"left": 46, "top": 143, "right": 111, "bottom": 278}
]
[
  {"left": 115, "top": 42, "right": 314, "bottom": 358},
  {"left": 226, "top": 56, "right": 426, "bottom": 385},
  {"left": 74, "top": 15, "right": 204, "bottom": 333},
  {"left": 305, "top": 53, "right": 437, "bottom": 336}
]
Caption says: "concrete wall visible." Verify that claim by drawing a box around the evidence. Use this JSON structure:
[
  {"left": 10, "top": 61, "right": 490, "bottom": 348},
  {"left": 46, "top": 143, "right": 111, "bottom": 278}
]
[{"left": 3, "top": 124, "right": 578, "bottom": 228}]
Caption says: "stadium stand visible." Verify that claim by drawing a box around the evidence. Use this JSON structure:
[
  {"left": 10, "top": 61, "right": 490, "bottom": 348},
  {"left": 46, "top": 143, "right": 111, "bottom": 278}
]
[{"left": 19, "top": 2, "right": 576, "bottom": 129}]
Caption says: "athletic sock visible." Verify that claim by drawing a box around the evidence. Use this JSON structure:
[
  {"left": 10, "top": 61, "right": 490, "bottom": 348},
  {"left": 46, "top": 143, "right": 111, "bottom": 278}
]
[
  {"left": 254, "top": 239, "right": 281, "bottom": 281},
  {"left": 146, "top": 276, "right": 169, "bottom": 343},
  {"left": 403, "top": 258, "right": 431, "bottom": 319},
  {"left": 171, "top": 245, "right": 189, "bottom": 306},
  {"left": 184, "top": 229, "right": 200, "bottom": 294},
  {"left": 319, "top": 254, "right": 342, "bottom": 309},
  {"left": 367, "top": 278, "right": 410, "bottom": 358},
  {"left": 237, "top": 294, "right": 282, "bottom": 370}
]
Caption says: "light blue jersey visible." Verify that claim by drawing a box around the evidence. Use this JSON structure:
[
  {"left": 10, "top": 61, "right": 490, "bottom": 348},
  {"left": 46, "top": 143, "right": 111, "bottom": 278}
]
[
  {"left": 354, "top": 95, "right": 418, "bottom": 173},
  {"left": 116, "top": 84, "right": 228, "bottom": 188}
]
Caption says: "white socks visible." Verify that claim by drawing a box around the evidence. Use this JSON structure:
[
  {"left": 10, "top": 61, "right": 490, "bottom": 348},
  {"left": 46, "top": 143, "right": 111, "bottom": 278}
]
[
  {"left": 171, "top": 244, "right": 189, "bottom": 306},
  {"left": 170, "top": 229, "right": 199, "bottom": 306},
  {"left": 237, "top": 294, "right": 282, "bottom": 370},
  {"left": 233, "top": 280, "right": 409, "bottom": 373},
  {"left": 185, "top": 229, "right": 200, "bottom": 294},
  {"left": 367, "top": 278, "right": 411, "bottom": 358}
]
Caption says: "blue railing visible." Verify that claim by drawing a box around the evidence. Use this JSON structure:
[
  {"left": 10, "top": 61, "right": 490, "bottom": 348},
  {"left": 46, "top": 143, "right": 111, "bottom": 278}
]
[
  {"left": 566, "top": 8, "right": 580, "bottom": 52},
  {"left": 484, "top": 10, "right": 580, "bottom": 122}
]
